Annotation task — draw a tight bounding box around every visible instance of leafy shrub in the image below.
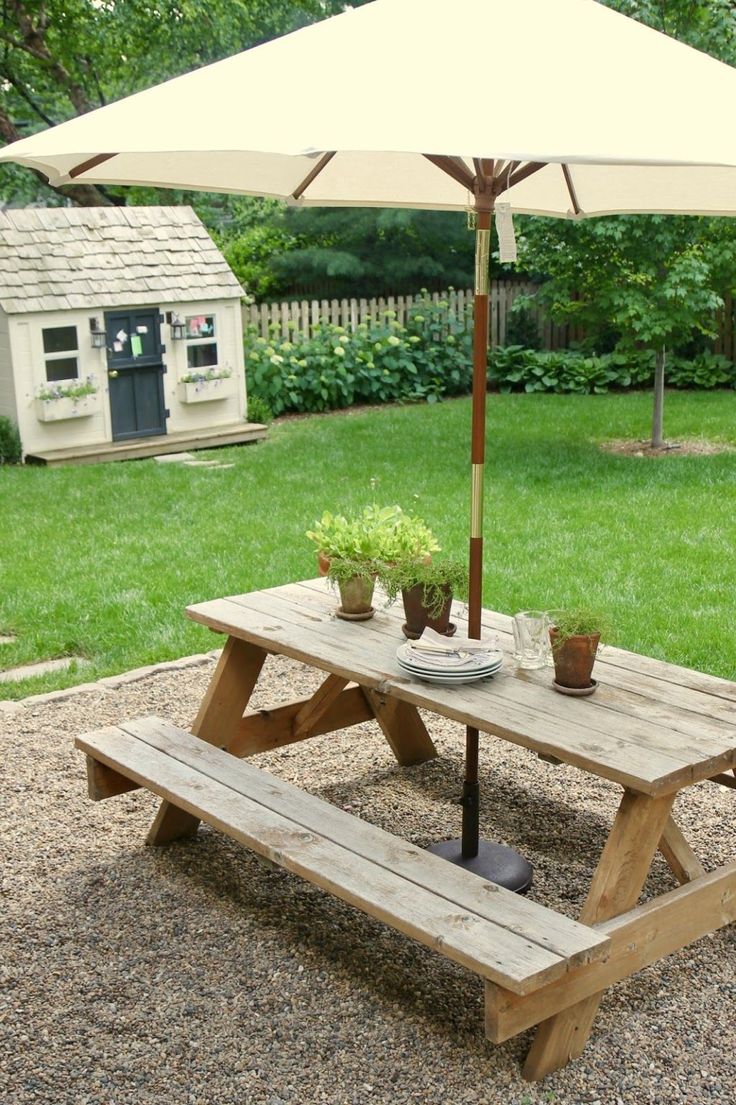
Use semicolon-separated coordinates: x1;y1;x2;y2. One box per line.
244;293;472;416
666;351;736;389
246;394;273;424
488;347;735;395
0;416;21;464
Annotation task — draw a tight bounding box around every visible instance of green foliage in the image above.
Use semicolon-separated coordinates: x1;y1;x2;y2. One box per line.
36;378;98;401
379;558;469;619
262;207;475;299
306;504;440;563
0;417;21;464
489;347;736;395
505;302;541;351
550;609;607;649
245;395;274;424
245;295;473;415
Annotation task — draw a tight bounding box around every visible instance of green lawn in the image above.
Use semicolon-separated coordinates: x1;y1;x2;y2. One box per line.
1;390;735;698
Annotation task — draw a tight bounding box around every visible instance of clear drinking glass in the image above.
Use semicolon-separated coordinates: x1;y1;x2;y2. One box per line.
512;610;550;669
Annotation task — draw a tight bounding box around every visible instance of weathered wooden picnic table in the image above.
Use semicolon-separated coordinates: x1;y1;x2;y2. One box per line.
78;579;736;1081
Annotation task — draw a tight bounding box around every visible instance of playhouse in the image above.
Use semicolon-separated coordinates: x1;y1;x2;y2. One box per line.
0;205;264;464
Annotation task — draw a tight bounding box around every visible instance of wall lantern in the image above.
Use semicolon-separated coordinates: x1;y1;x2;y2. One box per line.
89;317;106;348
166;311;186;340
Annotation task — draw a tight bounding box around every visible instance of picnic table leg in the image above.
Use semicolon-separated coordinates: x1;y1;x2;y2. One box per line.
362;688;438;766
521;789;675;1081
147;636;266;845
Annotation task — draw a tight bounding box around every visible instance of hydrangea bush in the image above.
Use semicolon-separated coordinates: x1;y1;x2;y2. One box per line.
245;294;473;416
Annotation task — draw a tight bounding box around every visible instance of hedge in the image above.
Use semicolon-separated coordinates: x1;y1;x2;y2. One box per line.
244;310;735;417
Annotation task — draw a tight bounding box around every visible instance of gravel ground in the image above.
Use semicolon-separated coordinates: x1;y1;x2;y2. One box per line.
2;654;734;1105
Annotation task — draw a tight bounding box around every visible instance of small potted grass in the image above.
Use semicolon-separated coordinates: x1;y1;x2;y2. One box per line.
381;558;469;639
548;608;606;695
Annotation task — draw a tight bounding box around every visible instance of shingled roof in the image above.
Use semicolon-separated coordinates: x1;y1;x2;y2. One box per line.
0;206;244;314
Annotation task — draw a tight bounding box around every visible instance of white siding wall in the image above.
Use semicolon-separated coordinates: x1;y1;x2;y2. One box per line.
0;307;17;421
10;309;110;459
162;298;247;432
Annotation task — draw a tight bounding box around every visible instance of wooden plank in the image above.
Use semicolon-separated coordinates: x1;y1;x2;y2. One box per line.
521;790;675;1080
85;739;140;799
362;687;437;766
658;815;706;885
486;859;736;1043
147;636;266;846
292;673;350;739
709;771;736;789
120;718;607;973
77;722;607;994
230;686;373;757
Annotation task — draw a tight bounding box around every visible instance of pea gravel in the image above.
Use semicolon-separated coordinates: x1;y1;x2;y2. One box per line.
2;653;734;1105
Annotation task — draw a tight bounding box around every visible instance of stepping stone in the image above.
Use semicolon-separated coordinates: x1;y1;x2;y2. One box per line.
0;656;89;683
0;634;15;645
154;452;196;464
182;459;224;468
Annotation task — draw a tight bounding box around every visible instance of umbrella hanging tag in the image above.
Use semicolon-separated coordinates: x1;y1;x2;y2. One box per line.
494;202;517;263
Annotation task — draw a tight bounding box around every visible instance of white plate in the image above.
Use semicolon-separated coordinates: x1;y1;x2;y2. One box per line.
399;666;500;685
397;642;503;673
397;657;503;678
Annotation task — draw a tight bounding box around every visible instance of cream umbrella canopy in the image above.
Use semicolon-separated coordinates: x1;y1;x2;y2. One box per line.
7;0;736;883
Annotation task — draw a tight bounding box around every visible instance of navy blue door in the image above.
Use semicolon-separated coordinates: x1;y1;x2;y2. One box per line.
106;309;166;441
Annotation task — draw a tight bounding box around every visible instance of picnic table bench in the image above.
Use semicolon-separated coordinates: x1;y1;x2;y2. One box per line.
77;579;736;1081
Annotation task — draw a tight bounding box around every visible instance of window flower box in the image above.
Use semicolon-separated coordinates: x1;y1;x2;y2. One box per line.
35;379;100;422
177;371;235;404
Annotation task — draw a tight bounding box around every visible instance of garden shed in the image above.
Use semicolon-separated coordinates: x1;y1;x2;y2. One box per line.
0;205;265;464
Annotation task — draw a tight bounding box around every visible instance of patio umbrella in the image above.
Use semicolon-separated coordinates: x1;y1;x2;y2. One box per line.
7;0;736;884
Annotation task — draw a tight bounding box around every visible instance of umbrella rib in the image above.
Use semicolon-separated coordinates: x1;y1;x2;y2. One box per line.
423;154;475;192
69;152;117;178
506;161;547;189
291;151;336;200
561;163;581;214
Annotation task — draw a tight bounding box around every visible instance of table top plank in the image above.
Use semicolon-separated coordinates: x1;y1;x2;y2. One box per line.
187;582;736;797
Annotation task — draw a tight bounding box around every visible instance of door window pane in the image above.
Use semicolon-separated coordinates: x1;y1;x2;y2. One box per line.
43;326;77;354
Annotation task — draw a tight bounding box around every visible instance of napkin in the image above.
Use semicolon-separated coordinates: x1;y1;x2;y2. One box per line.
412;627;498;654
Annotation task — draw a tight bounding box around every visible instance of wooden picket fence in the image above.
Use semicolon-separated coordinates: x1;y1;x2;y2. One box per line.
245;284;735;356
244;282;578;350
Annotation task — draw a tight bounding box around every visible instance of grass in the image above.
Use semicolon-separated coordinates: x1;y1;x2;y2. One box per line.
1;389;735;698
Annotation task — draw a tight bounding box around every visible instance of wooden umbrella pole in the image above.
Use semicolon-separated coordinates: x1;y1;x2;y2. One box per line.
461;188;493;859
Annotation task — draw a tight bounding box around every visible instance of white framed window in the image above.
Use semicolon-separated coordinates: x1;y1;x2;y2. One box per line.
42;325;79;382
185;314;218;369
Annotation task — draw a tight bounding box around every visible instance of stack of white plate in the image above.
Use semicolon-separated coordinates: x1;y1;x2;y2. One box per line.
396;639;504;685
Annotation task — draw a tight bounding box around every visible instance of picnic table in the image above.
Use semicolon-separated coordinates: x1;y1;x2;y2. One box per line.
78;578;736;1081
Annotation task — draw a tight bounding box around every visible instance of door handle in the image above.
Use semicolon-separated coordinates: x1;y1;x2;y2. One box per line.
108;370;119;379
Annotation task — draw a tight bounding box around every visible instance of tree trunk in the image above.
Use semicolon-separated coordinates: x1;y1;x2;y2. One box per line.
651;345;666;448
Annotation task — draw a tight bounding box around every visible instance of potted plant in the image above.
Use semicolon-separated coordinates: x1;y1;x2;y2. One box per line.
306;505;440;620
381;558;469;639
548;609;605;695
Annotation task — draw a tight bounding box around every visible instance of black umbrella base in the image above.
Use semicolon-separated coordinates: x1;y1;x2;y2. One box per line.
427;838;533;893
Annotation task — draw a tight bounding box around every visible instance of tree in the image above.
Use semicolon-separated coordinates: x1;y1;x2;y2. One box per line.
518;215;736;445
0;0;360;207
516;0;736;446
222;205;476;299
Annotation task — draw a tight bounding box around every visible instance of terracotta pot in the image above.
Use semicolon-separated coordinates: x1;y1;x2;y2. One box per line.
549;628;600;688
401;583;453;640
337;574;376;618
317;551;330;577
